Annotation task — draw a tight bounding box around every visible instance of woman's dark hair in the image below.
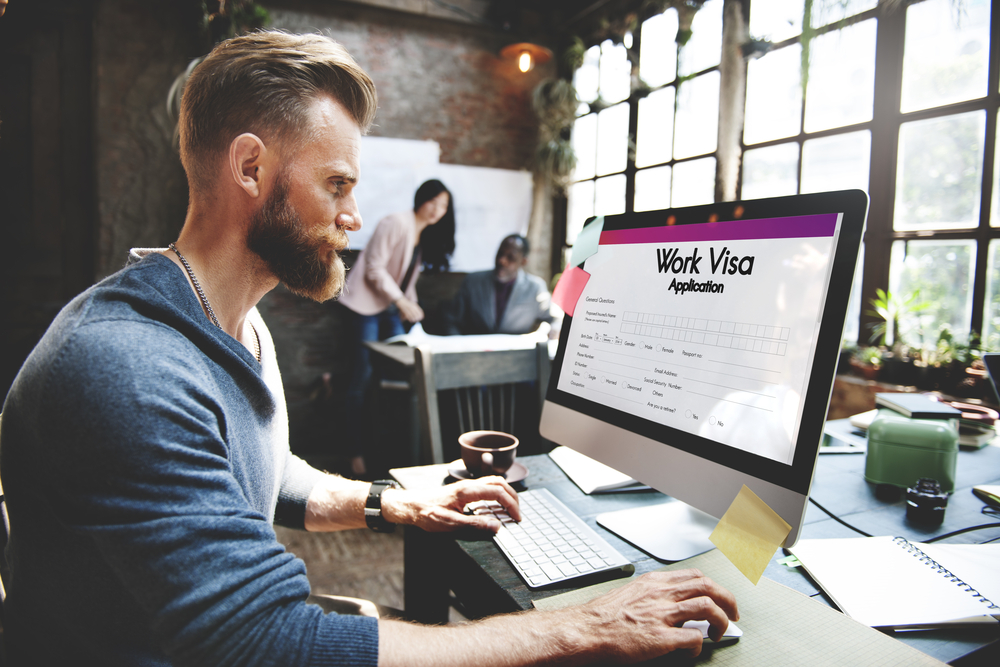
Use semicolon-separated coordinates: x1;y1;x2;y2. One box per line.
414;179;455;273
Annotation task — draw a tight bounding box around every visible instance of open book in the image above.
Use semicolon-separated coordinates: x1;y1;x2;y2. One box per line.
548;446;650;494
789;536;1000;629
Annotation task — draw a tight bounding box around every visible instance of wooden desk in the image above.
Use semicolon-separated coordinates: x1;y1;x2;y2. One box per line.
392;443;1000;664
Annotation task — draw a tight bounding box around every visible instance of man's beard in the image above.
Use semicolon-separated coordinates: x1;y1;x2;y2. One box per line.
247;176;347;303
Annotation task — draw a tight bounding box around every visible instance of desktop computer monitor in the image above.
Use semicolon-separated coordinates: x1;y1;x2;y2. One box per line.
540;190;869;560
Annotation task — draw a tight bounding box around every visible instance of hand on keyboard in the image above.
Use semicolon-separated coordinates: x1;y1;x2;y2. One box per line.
467;488;632;588
382;476;520;533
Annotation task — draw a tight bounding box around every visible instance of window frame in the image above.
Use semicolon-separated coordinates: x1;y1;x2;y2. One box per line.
560;0;1000;351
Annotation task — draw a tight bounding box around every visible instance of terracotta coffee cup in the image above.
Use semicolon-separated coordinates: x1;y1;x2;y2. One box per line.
459;430;518;477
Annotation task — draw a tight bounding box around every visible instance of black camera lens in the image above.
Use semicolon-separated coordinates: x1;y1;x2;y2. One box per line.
906;478;948;525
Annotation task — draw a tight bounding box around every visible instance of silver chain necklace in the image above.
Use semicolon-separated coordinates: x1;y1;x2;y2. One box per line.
168;243;260;363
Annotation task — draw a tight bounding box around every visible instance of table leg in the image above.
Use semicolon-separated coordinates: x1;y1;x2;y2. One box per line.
403;526;451;624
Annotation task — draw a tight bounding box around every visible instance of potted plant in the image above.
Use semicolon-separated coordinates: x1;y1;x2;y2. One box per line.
923;329;984;398
850;346;883;381
866;289;928;386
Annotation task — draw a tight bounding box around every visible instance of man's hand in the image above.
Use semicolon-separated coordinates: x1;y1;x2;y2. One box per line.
381;477;520;532
377;567;739;666
394;296;424;323
579;568;740;661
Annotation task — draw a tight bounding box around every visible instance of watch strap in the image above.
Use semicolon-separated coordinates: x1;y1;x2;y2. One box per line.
365;480;399;533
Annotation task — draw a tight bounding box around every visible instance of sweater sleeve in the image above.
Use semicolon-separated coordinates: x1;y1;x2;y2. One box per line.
362;213;410;305
14;318;378;667
274;452;329;529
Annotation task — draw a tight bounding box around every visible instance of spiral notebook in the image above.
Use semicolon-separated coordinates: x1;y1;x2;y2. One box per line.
789;536;1000;629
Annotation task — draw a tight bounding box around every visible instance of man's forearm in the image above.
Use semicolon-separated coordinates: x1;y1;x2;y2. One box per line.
304;474;371;531
379;568;738;665
378;608;599;667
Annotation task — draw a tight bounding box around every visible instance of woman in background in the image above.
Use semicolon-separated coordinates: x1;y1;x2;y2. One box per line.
338;179;455;476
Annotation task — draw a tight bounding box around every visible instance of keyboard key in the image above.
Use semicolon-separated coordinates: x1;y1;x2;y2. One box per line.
489;488;632;589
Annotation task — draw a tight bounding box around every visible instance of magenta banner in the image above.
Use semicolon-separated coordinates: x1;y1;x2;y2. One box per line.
599;213;839;246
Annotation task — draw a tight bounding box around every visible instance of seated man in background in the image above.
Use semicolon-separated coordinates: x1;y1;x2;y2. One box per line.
445;234;559;337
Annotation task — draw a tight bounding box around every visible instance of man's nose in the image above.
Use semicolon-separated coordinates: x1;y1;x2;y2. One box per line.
338;195;362;232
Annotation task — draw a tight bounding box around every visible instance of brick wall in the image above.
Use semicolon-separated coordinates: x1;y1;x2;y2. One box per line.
3;1;551;466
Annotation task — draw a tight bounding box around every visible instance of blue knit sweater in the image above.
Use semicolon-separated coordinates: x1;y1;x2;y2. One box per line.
1;251;379;666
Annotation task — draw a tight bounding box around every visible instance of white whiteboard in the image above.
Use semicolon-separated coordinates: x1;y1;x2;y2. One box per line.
352;136;533;272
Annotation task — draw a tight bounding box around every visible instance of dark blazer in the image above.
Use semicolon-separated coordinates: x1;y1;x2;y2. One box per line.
444;269;555;335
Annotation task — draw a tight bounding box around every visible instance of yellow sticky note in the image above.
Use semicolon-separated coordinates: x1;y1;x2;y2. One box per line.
709;485;792;585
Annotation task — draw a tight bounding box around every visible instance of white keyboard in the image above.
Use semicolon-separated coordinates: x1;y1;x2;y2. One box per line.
467;488;633;588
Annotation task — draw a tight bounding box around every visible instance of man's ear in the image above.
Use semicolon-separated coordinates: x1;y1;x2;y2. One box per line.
230;133;268;198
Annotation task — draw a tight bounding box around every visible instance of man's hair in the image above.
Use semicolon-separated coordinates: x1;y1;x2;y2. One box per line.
179;30;377;188
501;234;530;257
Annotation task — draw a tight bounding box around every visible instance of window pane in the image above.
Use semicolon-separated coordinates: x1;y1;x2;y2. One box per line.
574;45;600;104
595;103;629;176
804;19;876;133
679;0;722;77
636;87;675;168
640;10;677;87
749;0;803;43
571;113;597;181
674;71;719;159
672;157;716;208
744;44;802;145
843;244;865;347
599;40;631;105
566;180;595;246
801;130;871;194
635;165;672;212
594;174;626;216
992;110;1000;228
889;240;975;348
742;143;799;200
901;0;991;113
811;0;877;29
984;241;1000;350
894;111;985;231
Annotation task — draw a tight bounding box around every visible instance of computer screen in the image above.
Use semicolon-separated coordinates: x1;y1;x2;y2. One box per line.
540;190;868;560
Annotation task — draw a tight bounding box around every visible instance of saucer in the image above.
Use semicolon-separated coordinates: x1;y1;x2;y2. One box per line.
447;460;528;484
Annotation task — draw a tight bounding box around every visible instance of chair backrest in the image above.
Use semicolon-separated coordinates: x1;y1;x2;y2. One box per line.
413;343;551;465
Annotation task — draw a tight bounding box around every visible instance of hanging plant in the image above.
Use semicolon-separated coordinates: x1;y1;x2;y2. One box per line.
531;78;580;189
203;1;271;44
168;1;271;150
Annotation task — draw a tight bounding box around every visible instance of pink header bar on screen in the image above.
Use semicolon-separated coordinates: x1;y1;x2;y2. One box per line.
599;213;839;245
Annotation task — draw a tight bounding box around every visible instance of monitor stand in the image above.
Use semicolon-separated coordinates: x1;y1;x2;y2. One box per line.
597;501;717;562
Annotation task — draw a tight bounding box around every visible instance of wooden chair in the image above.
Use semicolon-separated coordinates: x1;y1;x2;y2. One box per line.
413;342;551;465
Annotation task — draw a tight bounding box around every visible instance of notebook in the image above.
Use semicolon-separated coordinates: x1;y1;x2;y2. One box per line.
788;536;1000;629
547;446;650;494
874;393;962;420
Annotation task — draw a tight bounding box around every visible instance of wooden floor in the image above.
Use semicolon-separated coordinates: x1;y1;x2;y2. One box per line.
274;524;468;623
274;524;407;610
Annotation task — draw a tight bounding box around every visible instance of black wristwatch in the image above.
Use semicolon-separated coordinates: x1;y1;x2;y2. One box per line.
365;480;399;533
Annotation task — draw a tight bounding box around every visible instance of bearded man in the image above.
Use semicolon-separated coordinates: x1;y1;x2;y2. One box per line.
0;31;737;667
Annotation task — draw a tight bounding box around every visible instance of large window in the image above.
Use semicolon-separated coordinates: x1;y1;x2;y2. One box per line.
565;0;999;354
568;1;723;259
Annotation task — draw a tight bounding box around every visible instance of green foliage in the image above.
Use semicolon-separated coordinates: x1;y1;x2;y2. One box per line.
927;327;981;368
866;288;930;350
532;78;580;187
856;346;883;367
202;1;270;43
563;37;586;72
